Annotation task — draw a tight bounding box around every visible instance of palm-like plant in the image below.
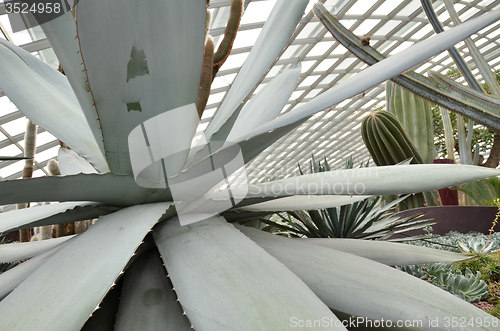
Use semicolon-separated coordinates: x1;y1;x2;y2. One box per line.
262;195;434;240
1;1;500;330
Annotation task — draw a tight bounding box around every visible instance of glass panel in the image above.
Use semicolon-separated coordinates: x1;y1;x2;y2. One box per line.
353;19;381;36
241;1;276;25
2;117;27;137
233;28;262;49
297;22;323;39
345;0;378;15
308;41;333;57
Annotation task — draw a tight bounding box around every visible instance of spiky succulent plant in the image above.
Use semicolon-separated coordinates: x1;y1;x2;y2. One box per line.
262;155;435;240
433;269;489;303
1;1;500;330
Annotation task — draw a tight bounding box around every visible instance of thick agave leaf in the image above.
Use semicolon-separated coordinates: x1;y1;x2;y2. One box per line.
180;195;371;221
231;195;371;212
153;216;346;331
182;112;304;183
182;164;498;218
227;62;302;142
314;3;500;132
0;202;172;331
209;164;500;199
237;225;496;331
0;201;116;233
0;235;75;263
80;277;123;331
332;309;427;331
37;10;105;156
0;39;107;172
0;173;172;207
114;249;192;331
172;119;304;212
76;0;205;175
58;148;98;175
231;3;500;143
0;240;69;300
300;238;468;266
205;0;309;139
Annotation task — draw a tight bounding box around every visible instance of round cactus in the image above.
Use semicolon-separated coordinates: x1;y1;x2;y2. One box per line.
361;110;424;166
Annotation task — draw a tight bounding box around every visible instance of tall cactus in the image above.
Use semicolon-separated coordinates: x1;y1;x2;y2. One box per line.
212;0;243;80
197;0;242;117
46;159;75;237
17;120;37;242
197;36;215;118
385;81;435;164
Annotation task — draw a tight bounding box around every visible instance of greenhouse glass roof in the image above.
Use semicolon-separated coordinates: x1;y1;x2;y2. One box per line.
0;0;499;185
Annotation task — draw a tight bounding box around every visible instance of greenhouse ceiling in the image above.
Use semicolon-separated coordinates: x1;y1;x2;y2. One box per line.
0;0;499;185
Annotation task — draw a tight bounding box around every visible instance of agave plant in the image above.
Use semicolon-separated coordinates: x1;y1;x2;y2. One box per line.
1;1;500;330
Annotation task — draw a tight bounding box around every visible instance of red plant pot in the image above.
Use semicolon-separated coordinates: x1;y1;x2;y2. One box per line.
433;158;459;205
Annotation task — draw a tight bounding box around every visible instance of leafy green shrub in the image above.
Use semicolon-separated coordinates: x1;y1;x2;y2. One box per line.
486;304;500;318
455;250;500;283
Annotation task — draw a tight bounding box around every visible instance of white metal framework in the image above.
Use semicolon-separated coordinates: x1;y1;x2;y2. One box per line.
0;0;499;184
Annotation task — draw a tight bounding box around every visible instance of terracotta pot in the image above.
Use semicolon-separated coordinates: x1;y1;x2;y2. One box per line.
433;159;459;205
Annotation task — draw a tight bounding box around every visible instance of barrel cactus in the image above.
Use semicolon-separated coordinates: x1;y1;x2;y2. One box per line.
361;110;424;165
361;109;438;208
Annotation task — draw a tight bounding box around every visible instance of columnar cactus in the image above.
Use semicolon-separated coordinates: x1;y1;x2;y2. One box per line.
385;81;435;164
212;0;243;79
21;120;37;179
197;36;215;117
17;120;37;242
197;0;242;117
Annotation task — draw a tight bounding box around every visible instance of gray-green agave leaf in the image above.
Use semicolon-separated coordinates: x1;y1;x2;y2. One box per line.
237;225;497;331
